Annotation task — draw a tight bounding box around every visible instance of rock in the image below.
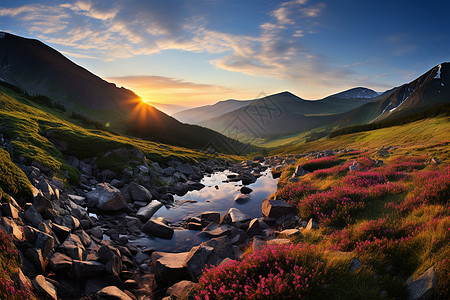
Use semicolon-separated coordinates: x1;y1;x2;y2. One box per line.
97;286;133;300
240;173;256;185
24;205;43;227
98;245;122;277
176;163;195;176
52;223;71;240
60;233;86;260
68;194;86;205
187;181;205;190
1;203;20;218
33;275;57;300
240;186;253;194
48;252;72;272
262;199;295;219
246;218;263;236
267;238;291;245
407;267;436;300
305;218;319;230
234;194;250;204
142;219;174;239
75;229;92;247
252;237;267;252
280;228;301;237
36;178;56;200
128;182;152;202
1;217;23;240
72;260;105;279
136;201;164;222
35;231;55;257
201;223;233;238
349;258;363;272
173;182;189;196
185;236;235;280
173;172;188;183
62;215;80;231
349;161;360;171
152;162;164;174
163;167;176;177
166;280;195;299
200;212;220;224
26;248;47;273
110;179;124;188
187;222;203;231
151;251;189;283
292;165;309;177
86;183;128;211
87;226;104;240
227;208;251;224
430;157;441;165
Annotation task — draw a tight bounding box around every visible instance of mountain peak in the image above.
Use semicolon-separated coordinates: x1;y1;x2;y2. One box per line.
328;87;379;99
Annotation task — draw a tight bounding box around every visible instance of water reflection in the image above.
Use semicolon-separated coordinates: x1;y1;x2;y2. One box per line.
129;169;278;252
153;169;278;223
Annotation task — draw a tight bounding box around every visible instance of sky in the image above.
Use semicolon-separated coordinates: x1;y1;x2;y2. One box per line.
0;0;449;107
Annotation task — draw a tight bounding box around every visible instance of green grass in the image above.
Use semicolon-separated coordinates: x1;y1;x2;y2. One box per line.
269;116;450;163
0;148;32;201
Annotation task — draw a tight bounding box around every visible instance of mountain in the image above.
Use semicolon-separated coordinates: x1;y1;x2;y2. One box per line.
146;101;189;115
0;32;254;154
173;99;254;124
326;87;379;99
331;63;450;128
197;89;378;138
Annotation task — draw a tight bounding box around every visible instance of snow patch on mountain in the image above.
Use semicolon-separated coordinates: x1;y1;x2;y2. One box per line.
434;64;441;79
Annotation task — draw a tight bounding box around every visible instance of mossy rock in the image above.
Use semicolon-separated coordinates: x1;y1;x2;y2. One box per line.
0;148;32;200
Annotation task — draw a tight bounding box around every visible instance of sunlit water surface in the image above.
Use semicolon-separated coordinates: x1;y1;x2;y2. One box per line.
129;169;278;252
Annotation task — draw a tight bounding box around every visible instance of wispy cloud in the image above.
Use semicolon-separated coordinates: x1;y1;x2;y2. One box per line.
0;0;369;91
106;75;234;92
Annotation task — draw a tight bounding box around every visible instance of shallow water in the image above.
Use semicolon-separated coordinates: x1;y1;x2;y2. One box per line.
129;169;278;252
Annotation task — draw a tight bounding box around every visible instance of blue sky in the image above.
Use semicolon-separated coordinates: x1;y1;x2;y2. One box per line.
0;0;449;106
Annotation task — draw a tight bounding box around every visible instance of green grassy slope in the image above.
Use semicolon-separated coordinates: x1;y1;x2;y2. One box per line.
0;83;243;182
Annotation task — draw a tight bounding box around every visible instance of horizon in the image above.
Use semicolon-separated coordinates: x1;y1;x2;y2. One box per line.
0;0;449;106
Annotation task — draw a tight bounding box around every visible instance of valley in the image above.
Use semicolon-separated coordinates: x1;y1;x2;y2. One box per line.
0;30;448;300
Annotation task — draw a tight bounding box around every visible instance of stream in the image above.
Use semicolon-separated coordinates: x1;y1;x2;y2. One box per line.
129;169;278;252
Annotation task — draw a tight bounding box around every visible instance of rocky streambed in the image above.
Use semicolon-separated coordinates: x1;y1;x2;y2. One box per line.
1;146;319;300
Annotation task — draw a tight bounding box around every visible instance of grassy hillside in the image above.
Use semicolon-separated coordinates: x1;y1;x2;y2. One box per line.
193;146;449;299
264;116;449;162
0;83;243;182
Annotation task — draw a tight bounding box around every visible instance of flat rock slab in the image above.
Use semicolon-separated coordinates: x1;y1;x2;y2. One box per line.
201;223;234;237
97;286;133;300
200;212;220;224
142;219;174;239
262;199;295;219
33;275;57;300
228;208;251;223
136;201;164;222
151;251;189;284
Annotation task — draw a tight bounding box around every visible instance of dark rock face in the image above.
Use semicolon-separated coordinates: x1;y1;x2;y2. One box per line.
128;182;152;202
407;267;436;300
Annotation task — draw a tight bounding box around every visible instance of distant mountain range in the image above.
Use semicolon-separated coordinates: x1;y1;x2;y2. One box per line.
0;32;254;154
174;66;449;141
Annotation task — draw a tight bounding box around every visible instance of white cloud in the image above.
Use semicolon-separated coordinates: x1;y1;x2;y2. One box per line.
0;0;365;90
